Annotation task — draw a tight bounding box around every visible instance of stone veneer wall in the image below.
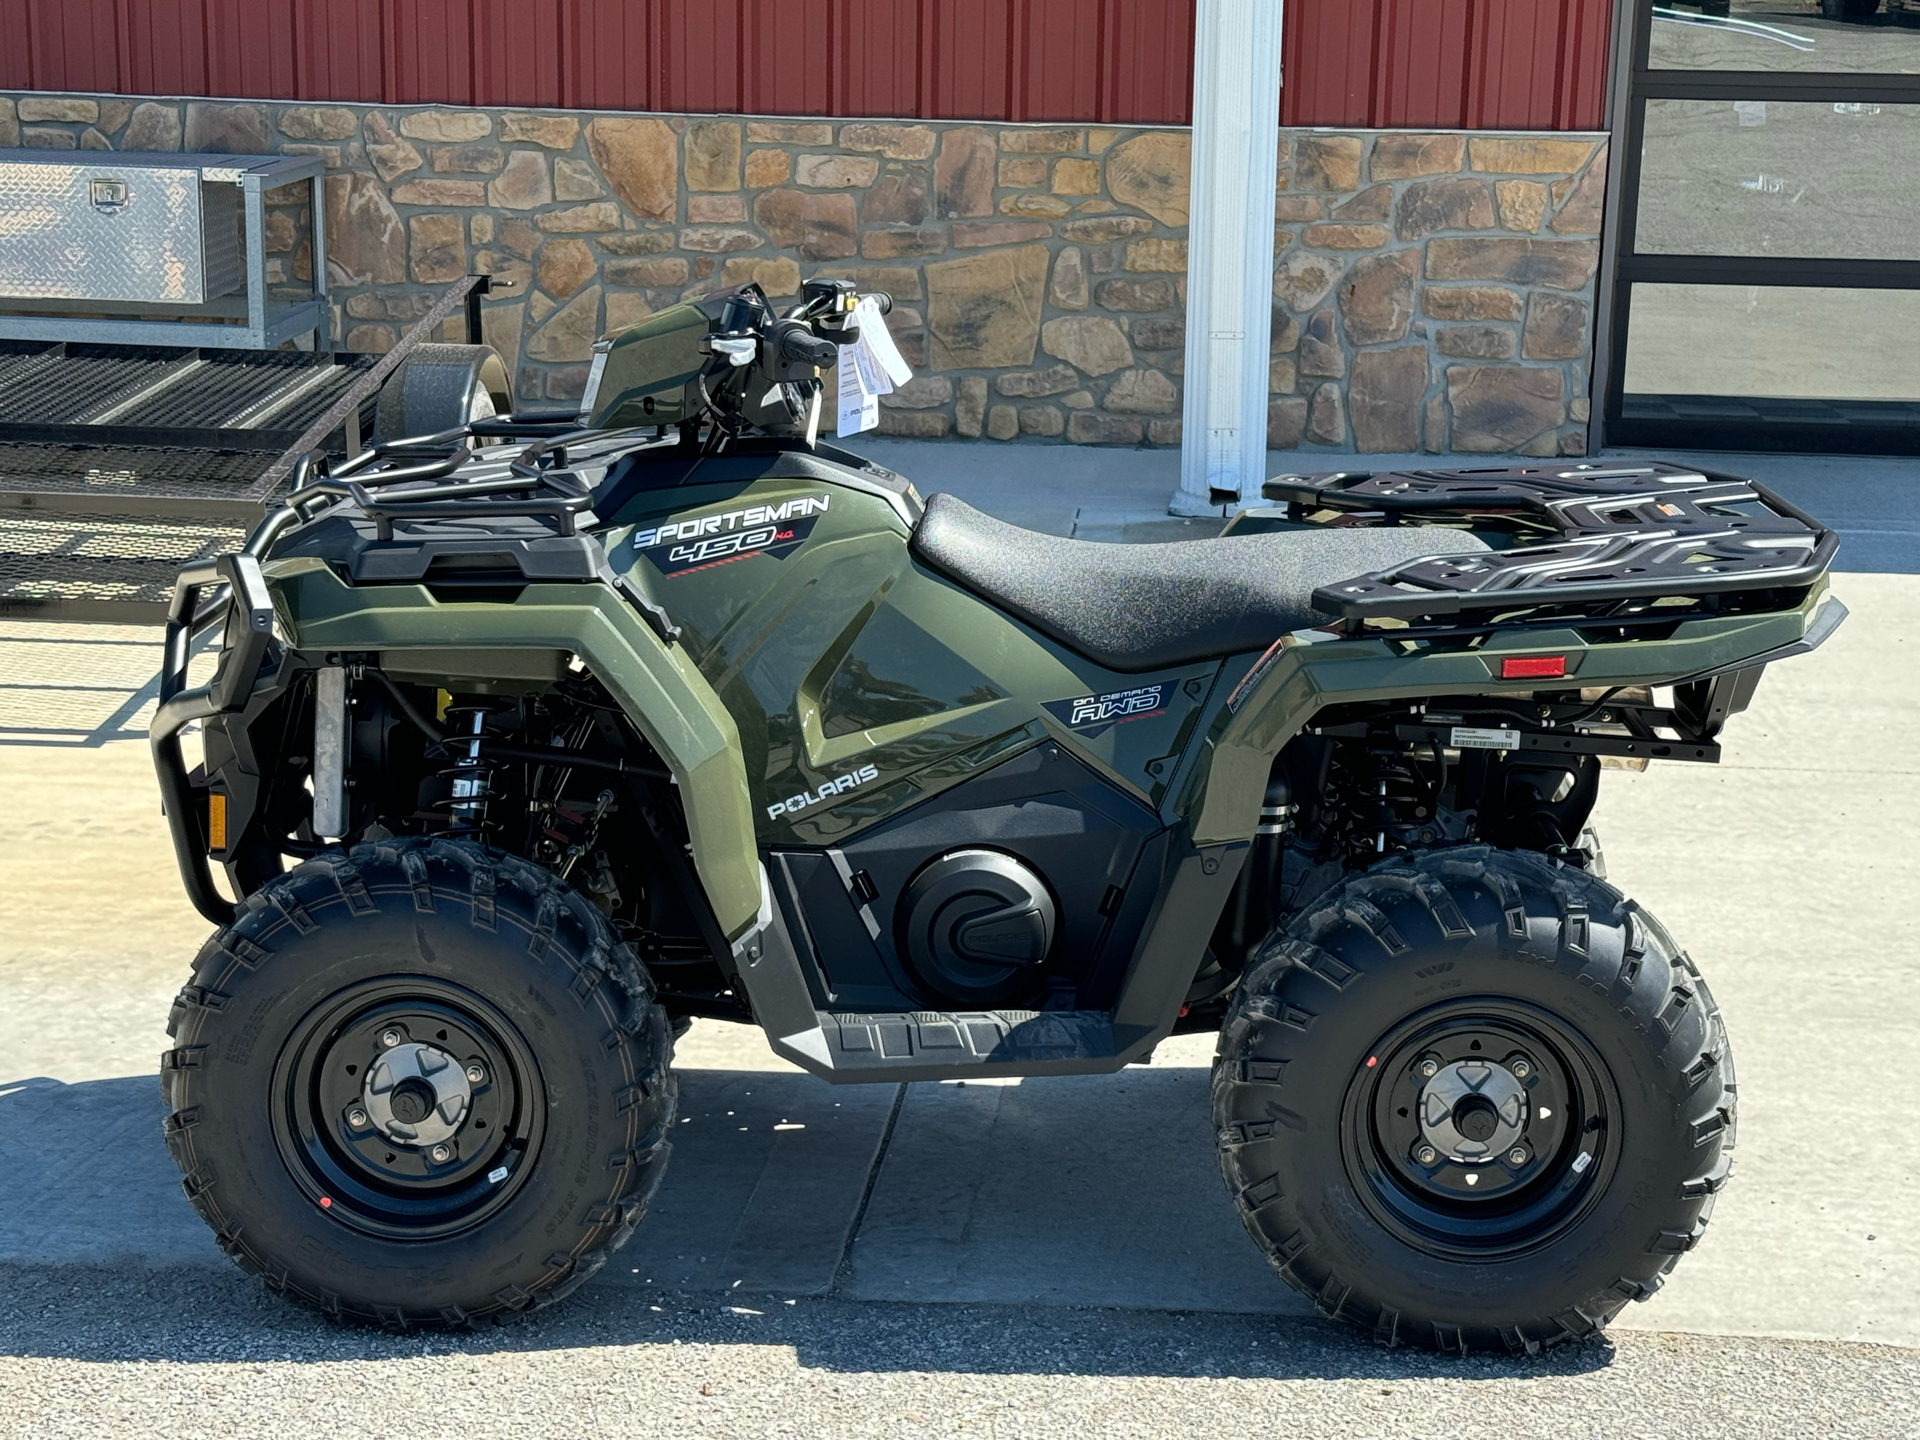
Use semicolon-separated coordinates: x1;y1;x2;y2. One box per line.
2;93;1606;455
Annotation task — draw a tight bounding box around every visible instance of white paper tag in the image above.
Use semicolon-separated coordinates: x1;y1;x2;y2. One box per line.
833;297;914;436
851;338;889;398
856;295;913;386
1450;726;1522;751
836;350;878;436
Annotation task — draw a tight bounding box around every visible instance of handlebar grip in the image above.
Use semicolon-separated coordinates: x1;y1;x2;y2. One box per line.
779;326;841;368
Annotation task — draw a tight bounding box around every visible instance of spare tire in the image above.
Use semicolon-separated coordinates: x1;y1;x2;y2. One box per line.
373;343;513;445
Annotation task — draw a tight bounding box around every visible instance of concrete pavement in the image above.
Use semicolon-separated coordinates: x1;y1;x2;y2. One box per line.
1;444;1916;1434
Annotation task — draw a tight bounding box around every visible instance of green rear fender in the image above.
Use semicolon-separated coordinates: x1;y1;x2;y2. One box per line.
267;558;766;941
1172;583;1831;846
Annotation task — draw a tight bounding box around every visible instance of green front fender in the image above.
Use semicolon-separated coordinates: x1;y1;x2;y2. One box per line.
267;560;765;941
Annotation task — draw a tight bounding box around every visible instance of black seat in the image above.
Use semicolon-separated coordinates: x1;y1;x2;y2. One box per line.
910;493;1491;672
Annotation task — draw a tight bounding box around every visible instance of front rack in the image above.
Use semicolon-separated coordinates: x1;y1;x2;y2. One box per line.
150;411;654;924
1260;462;1837;624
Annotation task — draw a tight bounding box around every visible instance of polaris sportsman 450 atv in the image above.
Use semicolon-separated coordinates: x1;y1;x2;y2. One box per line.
153;278;1843;1350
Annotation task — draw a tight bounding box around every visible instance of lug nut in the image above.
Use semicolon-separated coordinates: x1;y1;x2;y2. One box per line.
1416;1058;1439;1080
380;1029;403;1048
346;1108;369;1129
1507;1147;1528;1166
1415;1144;1439;1166
466;1063;487;1085
429;1144;453;1164
1510;1059;1532;1080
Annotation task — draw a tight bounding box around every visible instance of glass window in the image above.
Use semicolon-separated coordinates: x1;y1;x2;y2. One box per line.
1649;2;1920;75
1636;98;1920;259
1622;282;1920;399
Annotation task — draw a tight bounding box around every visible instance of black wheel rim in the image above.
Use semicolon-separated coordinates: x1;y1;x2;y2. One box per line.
270;977;546;1241
1340;997;1620;1260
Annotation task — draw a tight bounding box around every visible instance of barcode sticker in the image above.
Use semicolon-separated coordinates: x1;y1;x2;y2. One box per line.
1451;726;1521;751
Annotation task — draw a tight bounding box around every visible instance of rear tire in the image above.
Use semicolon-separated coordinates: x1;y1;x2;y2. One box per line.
1211;846;1734;1352
161;838;674;1328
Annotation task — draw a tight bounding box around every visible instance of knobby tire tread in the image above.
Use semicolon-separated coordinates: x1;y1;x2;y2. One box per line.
160;837;676;1330
1211;844;1735;1354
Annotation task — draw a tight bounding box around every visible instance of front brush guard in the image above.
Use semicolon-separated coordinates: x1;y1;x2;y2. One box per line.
152;552;277;926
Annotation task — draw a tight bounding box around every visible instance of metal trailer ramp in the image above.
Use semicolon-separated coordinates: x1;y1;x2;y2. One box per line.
0;276;495;623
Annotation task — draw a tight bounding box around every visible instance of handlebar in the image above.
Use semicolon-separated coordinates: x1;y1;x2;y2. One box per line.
775;321;841;369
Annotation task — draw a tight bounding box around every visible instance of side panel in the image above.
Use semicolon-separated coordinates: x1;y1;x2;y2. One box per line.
599;467;1223;850
768;742;1168;1015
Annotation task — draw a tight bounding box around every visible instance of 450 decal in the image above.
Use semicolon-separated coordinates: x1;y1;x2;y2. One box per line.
630;494;830;577
644;514;820;576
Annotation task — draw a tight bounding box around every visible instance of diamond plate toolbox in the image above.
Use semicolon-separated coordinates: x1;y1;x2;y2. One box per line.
0;150;242;305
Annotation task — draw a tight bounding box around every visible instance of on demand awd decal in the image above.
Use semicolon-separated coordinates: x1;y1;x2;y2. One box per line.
1042;683;1167;739
633;495;829;577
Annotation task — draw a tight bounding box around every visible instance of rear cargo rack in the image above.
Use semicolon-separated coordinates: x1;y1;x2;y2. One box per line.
1260;463;1836;625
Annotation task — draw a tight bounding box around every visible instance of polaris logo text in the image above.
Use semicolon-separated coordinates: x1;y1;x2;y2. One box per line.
767;763;880;820
1042;684;1167;738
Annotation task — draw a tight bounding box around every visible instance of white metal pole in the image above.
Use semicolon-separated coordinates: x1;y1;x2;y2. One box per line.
1172;0;1284;516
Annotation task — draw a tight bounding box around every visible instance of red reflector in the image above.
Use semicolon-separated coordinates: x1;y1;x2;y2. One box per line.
1500;655;1567;680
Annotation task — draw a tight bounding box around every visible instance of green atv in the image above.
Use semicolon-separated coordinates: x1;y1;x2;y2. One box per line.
152;278;1842;1350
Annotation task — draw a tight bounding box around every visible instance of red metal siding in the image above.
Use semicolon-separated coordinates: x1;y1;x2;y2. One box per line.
390;0;474;108
1282;0;1612;132
204;0;297;101
838;0;923;119
1;1;1609;132
472;0;560;111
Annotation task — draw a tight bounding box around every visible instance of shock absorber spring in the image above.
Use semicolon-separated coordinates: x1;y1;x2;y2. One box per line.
442;705;497;837
1368;750;1427;854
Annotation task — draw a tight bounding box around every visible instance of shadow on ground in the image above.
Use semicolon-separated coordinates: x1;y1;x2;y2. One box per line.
0;1068;1621;1378
0;1062;1326;1364
0;1259;1620;1381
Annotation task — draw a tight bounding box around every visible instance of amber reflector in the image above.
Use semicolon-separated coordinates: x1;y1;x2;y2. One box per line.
1500;655;1567;680
207;792;227;851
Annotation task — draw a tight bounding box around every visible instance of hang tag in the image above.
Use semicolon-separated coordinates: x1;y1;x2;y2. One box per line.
850;339;889;398
833;296;914;437
836;349;878;436
855;296;913;387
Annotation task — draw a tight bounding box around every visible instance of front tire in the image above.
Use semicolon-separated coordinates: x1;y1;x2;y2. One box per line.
1211;846;1734;1352
161;838;675;1327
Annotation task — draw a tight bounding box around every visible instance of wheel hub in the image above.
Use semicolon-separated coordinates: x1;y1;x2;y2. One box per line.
1417;1059;1527;1162
272;980;545;1241
1342;1000;1620;1258
361;1041;471;1147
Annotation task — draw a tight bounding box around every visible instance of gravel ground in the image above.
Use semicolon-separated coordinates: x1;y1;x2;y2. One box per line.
3;1263;1916;1440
